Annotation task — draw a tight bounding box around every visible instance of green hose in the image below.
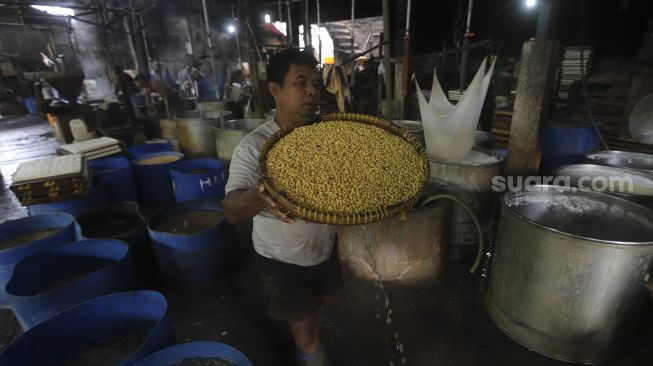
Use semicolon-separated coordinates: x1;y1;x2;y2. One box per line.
420;194;484;274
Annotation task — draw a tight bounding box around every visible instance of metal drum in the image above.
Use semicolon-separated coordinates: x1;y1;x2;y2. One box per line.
554;164;653;209
429;149;504;259
585;150;653;175
487;186;653;364
175;111;231;158
337;198;451;283
212;119;266;164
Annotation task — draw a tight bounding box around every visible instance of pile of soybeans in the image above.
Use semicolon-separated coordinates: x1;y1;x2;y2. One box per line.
264;120;428;217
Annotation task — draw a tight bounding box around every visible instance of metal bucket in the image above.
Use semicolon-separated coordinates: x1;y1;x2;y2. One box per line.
429;149;504;259
0;213;76;307
0;290;175;365
147;199;238;288
554;164;653;209
176;111;231;158
392;120;425;147
90;157;138;203
132;341;253;366
6;239;136;330
584;150;653;175
337;198;451;283
170;158;227;202
75;201;157;280
131;151;184;205
487;186;653;364
212;119;266;164
159;118;177;140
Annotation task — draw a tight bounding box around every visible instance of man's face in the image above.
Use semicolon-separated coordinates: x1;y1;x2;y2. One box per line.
269;64;320;120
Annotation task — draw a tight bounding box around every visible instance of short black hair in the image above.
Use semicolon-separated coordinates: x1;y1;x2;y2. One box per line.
267;48;318;86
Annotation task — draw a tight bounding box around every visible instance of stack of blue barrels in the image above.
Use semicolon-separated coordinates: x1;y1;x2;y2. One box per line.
0;140;251;365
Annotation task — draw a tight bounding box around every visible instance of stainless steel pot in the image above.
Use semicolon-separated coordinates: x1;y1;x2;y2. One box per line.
487;186;653;364
584;150;653;175
554;164;653;209
175;111;231;158
212;119;266;163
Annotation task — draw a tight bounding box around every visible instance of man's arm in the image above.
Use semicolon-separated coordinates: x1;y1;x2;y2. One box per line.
223;183;294;224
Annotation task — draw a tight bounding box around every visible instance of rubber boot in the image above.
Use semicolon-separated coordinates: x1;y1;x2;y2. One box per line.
296;345;331;366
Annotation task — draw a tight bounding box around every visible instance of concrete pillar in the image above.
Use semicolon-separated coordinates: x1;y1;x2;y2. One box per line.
505;39;562;177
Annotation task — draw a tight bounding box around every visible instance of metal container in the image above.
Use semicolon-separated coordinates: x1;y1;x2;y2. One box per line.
160;118;177;140
473;130;495;150
554;164;653;209
487;186;653;364
392;120;425;148
337;198;451;283
0;290;175;366
585;150;653;175
175;111;231;158
429;149;504;259
212;119;266;164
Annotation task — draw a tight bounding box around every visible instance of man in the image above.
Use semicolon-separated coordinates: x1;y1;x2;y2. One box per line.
223;49;341;366
134;73;182;117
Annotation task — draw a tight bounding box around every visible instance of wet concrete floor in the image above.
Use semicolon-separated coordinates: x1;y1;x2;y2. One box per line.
0;115;652;365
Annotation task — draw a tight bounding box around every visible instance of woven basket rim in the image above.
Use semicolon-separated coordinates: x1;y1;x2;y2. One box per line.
259;113;430;225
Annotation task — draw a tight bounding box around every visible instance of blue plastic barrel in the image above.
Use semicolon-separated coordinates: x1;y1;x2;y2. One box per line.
131;151;184;205
170;158;227;202
133;341;253;366
128;143;173;161
147;199;237;287
0;290;175;365
75;201;158;281
90;157;139;203
540;120;601;175
0;213;75;308
23;97;37;114
6;239;136;330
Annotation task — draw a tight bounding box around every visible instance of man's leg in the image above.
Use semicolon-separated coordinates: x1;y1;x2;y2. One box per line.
289;316;320;355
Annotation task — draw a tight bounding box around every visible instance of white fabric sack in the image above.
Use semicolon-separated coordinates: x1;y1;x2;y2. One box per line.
416;56;496;162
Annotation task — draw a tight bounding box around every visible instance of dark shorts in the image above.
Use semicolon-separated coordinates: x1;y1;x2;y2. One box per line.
256;246;344;322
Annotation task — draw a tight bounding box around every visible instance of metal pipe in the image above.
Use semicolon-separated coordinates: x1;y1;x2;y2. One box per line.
465;0;474;32
231;3;243;70
303;0;310;47
286;1;293;44
382;0;392;119
337;40;389;67
201;0;219;100
460;0;474;89
316;0;321;64
350;0;355;87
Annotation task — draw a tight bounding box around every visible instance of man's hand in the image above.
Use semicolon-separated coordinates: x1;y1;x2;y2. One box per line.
258;182;295;223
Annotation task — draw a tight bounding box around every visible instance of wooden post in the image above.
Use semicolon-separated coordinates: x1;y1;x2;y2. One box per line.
382;0;392;120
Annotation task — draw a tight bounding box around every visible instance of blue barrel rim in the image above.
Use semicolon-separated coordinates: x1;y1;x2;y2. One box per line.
131;151;184;165
147;199;226;238
0;213;75;258
132;341;253;366
127;143;174;160
5;238;130;298
76;201;145;239
0;290;174;365
89;156;131;170
169;158;225;175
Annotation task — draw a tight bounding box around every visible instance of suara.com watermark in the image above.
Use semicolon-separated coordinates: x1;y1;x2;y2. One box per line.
492;175;636;193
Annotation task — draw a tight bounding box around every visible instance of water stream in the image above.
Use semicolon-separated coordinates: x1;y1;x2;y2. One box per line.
355;225;406;366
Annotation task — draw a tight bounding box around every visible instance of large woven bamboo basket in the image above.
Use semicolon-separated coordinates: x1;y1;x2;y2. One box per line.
259;113;430;225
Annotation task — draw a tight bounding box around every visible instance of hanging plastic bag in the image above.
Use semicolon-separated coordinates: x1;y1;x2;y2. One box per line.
416;56;496;162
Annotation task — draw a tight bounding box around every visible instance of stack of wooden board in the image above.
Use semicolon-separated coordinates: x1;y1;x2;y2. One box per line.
58;137;121;160
10;154;91;205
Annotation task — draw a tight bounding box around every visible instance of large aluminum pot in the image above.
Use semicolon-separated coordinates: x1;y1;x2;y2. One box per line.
554;164;653;209
212;119;266;164
175;111;231;158
487;186;653;364
585;150;653;175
